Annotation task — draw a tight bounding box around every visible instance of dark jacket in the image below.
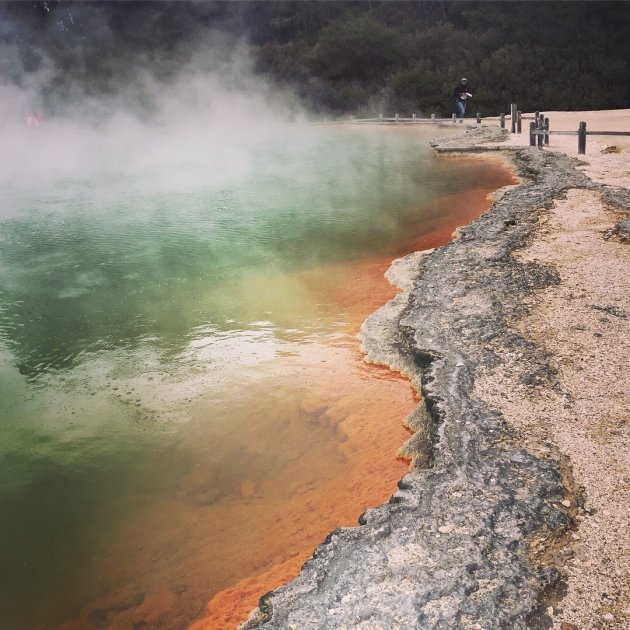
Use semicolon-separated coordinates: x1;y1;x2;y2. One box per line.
453;83;472;102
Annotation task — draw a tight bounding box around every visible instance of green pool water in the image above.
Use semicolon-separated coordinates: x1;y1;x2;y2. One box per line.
0;123;509;628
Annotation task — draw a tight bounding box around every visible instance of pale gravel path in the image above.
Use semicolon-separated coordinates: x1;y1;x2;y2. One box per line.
476;188;630;629
478;110;630;629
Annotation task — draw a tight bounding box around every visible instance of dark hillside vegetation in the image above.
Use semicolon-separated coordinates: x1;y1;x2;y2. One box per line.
2;0;629;117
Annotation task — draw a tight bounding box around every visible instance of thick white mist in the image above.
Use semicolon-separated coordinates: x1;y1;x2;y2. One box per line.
0;39;311;197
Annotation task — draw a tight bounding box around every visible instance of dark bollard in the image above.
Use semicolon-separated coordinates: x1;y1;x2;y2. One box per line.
517;111;522;134
510;103;517;133
452;113;456;123
537;118;544;149
535;111;540;124
500;113;505;129
476;112;481;124
529;121;536;146
544;117;550;146
578;121;587;154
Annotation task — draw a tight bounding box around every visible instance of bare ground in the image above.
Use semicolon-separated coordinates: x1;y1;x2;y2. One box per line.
479;110;630;629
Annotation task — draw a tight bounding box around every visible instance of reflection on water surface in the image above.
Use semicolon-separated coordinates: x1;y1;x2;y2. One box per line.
0;124;514;628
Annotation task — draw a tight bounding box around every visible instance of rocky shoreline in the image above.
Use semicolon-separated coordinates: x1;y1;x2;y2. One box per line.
242;126;629;629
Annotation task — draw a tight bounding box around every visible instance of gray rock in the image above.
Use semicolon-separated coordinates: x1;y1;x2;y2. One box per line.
601;185;630;212
613;217;630;242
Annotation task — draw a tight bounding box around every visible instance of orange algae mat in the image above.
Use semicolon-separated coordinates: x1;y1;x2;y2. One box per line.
188;171;516;630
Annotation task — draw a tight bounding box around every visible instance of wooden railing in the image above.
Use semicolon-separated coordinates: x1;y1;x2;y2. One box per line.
350;104;527;128
349;113;482;124
528;113;630;154
347;103;629;154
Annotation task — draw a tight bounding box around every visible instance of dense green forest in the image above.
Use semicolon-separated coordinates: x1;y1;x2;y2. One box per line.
2;0;630;117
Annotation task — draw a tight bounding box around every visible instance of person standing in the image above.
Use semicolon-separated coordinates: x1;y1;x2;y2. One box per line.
453;77;472;119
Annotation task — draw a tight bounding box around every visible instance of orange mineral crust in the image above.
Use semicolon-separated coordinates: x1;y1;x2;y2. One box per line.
188;366;416;630
57;352;416;630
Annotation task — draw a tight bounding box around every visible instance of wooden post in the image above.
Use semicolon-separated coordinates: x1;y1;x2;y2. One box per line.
452;113;457;123
535;111;540;124
476;112;481;124
544;117;550;146
517;111;522;134
500;113;505;129
510;103;517;133
529;121;536;147
537;117;544;149
395;113;399;124
578;121;587;154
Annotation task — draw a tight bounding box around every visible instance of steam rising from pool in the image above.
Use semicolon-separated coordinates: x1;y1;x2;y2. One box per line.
0;45;514;628
0;43;309;190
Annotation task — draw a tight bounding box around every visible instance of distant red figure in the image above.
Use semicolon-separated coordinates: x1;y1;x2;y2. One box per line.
26;110;43;127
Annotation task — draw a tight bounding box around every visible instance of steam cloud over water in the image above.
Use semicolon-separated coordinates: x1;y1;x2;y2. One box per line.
1;31;311;192
0;0;314;193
